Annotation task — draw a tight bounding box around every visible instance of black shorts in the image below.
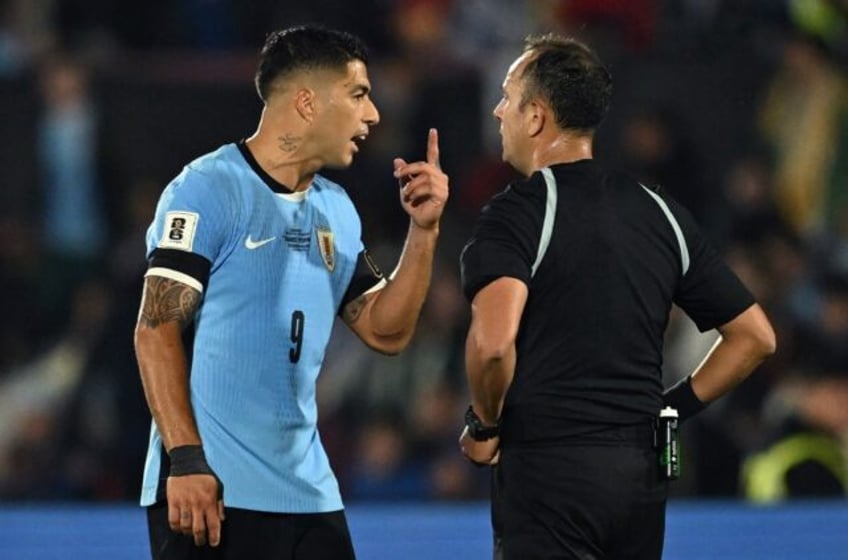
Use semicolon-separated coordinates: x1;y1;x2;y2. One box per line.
492;431;668;560
147;502;356;560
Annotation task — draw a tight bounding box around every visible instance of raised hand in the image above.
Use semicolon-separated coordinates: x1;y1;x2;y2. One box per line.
393;128;449;230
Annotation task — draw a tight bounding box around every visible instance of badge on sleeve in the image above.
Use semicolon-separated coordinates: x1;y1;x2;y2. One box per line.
158;211;199;252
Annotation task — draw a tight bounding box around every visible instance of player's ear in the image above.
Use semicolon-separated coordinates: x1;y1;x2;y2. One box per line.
294;88;316;123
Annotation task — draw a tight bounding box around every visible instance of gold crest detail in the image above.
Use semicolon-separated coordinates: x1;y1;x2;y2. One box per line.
316;228;335;272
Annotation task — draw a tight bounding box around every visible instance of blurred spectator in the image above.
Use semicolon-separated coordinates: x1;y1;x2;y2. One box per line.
50;177;159;500
0;278;112;499
34;52;112;338
448;0;542;154
0;215;39;371
348;413;429;501
389;0;483;176
714;154;789;248
407;380;484;500
619;104;717;227
789;272;848;373
788;0;848;63
0;0;55;70
758;30;848;237
744;372;848;501
742;269;848;502
0;0;25;74
1;175;167;501
443;0;537;217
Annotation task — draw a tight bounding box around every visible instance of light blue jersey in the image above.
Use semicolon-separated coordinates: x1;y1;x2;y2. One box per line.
141;143;373;513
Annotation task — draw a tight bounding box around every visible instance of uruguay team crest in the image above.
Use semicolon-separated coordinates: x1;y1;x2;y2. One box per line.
316;228;335;272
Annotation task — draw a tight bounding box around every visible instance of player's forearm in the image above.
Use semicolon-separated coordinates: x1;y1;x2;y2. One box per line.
367;222;438;345
135;323;202;450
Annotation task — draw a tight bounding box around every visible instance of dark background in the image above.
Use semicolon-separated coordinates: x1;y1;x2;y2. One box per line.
0;0;846;504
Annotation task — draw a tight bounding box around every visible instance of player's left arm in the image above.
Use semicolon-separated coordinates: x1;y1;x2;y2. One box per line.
342;128;448;354
134;273;225;547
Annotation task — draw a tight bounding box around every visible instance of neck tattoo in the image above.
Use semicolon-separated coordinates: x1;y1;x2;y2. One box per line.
277;133;301;153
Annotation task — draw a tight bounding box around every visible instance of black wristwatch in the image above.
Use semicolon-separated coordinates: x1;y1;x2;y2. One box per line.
465;405;500;441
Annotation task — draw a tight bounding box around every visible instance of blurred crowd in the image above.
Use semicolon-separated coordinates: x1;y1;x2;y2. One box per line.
1;0;847;504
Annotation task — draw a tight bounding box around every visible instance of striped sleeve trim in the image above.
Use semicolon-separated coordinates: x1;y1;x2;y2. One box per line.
145;267;204;293
639;184;690;276
531;167;559;278
364;277;388;295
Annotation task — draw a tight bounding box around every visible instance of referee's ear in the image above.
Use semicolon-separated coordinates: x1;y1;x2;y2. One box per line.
525;99;546;137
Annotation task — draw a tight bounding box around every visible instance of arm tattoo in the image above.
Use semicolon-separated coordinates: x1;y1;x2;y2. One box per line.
139;276;201;329
277;134;302;153
342;294;368;324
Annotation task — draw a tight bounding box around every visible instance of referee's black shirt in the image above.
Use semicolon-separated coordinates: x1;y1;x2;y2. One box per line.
460;159;754;445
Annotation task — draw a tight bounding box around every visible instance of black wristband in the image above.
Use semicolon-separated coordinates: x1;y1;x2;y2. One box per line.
168;445;215;477
663;376;706;422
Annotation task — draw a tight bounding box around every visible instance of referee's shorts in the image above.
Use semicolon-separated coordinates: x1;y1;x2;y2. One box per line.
147;502;356;560
492;426;667;560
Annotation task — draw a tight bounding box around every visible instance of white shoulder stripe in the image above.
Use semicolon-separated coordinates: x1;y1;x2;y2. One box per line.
639;184;690;276
145;267;204;293
532;167;558;278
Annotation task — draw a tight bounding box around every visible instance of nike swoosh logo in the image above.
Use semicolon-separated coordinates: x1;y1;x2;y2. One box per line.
245;235;276;250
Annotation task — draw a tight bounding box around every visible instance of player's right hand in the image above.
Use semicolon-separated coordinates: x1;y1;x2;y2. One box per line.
393;128;449;231
167;474;225;547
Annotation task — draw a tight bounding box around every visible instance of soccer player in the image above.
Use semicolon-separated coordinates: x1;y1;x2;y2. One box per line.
134;26;448;559
458;34;775;559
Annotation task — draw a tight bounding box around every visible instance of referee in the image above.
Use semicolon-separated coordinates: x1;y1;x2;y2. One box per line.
458;34;776;559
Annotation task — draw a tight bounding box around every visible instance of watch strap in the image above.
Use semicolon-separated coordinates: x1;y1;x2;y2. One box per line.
465;405;500;441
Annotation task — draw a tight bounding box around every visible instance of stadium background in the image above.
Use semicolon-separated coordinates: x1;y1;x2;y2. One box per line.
0;0;847;557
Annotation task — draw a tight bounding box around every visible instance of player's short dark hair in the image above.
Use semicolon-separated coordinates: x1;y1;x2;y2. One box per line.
520;34;612;133
255;25;369;102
